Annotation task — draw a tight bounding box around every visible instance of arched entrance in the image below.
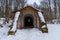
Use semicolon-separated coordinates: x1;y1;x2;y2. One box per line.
24;14;34;28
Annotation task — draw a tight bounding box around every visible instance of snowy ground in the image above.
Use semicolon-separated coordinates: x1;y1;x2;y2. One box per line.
0;24;60;40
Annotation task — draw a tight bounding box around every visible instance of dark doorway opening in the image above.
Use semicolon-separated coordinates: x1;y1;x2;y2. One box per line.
24;15;33;28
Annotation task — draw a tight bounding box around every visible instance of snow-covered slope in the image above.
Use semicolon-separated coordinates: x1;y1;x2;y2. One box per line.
38;12;46;28
0;24;60;40
0;24;10;40
38;12;45;23
11;12;20;32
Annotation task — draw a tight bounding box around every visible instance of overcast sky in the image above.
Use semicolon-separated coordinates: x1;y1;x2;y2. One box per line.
27;0;42;5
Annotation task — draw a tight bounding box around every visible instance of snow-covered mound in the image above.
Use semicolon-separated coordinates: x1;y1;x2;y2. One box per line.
0;18;12;28
0;18;5;25
38;12;45;23
11;11;20;32
38;12;46;28
0;24;60;40
52;19;60;24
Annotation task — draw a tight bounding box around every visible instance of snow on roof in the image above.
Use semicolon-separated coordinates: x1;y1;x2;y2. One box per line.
27;0;40;5
24;3;40;11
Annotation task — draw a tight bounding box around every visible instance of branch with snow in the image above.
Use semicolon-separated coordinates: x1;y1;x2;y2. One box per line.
10;11;20;32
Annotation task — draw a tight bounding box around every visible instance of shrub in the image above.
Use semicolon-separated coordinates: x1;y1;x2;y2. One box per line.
8;31;15;35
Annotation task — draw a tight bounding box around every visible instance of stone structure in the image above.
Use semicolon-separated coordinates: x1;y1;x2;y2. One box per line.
10;6;48;33
17;6;41;29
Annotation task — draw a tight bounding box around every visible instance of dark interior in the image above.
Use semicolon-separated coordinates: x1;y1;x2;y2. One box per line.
24;16;33;28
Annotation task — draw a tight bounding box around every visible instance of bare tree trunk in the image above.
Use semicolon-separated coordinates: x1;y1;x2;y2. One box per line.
57;0;60;19
5;0;10;22
0;6;1;18
54;0;57;19
48;0;52;23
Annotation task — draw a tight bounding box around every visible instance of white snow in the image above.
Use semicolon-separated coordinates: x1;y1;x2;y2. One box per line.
0;18;60;40
0;24;60;40
8;19;13;26
38;12;45;23
0;18;5;25
0;19;10;40
27;0;42;5
10;11;20;32
41;25;46;28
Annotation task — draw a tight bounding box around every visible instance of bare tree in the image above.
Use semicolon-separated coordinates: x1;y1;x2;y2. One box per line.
53;0;57;19
40;0;53;23
5;0;10;22
0;5;2;17
48;0;53;23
